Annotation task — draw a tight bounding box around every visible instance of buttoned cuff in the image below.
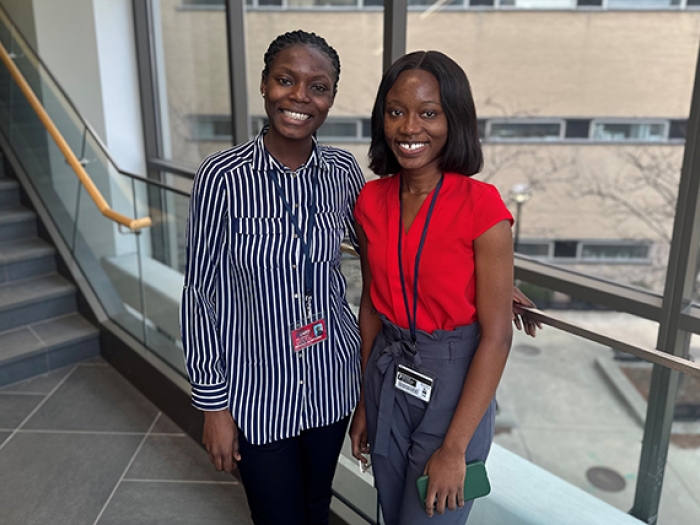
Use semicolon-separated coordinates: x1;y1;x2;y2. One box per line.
191;382;228;411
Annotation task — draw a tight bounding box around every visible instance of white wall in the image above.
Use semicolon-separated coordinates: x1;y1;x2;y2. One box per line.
0;0;37;50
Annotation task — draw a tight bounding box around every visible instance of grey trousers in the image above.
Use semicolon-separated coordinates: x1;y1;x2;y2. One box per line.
364;320;496;525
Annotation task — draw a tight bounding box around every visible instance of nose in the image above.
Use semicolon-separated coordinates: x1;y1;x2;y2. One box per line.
289;82;310;103
399;112;421;135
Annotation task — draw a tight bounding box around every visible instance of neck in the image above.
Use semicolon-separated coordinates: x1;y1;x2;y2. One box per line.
263;131;313;171
401;170;442;196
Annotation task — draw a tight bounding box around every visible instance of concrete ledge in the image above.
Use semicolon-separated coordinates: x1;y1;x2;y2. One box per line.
471;445;644;525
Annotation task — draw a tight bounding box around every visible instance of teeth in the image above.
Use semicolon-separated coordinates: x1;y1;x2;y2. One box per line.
282;110;310;121
398;142;428;151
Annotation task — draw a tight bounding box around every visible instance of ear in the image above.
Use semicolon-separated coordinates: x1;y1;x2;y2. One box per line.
329;89;336;109
260;73;266;97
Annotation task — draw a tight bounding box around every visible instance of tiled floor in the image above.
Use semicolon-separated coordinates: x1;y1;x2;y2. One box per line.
0;359;253;525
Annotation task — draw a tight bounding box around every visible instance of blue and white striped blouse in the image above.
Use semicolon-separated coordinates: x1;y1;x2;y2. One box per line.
181;128;365;445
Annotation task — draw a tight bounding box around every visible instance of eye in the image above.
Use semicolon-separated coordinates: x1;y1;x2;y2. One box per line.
387;109;402;117
311;84;329;93
423;110;437;118
277;77;292;86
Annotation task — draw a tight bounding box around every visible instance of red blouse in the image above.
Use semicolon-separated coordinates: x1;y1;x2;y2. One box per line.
354;172;513;333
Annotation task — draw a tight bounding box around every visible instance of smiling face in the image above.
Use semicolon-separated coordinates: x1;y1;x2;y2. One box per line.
261;44;336;148
383;69;448;179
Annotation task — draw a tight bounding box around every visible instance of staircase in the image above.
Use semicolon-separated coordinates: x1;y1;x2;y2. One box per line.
0;165;99;387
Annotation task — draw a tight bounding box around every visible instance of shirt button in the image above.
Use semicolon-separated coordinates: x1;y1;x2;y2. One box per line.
299;380;304;385
294;293;299;298
294;203;299;208
294;234;298;239
292;171;298;178
298;352;303;358
292;264;297;269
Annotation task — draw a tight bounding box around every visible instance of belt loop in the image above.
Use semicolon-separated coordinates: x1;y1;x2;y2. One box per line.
449;342;454;364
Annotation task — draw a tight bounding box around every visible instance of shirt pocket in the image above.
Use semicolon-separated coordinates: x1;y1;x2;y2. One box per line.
311;212;345;263
229;216;285;269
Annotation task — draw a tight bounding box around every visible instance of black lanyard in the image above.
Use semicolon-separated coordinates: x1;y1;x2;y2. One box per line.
267;168;319;300
398;175;444;345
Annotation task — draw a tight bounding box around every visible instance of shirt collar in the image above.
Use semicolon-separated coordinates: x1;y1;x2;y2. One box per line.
252;125;328;174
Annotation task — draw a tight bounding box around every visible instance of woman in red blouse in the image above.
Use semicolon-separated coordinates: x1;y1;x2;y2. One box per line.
350;51;516;524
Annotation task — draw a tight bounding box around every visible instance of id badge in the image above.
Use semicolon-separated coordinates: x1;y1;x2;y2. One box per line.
395;364;434;402
291;314;328;352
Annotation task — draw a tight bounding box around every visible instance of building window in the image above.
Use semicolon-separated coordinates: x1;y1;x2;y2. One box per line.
580;242;650;262
516;242;551;258
500;0;574;7
591;121;667;142
607;0;681;7
516;239;651;264
487;120;563;141
669;119;687;141
564;119;591;139
212;116;372;142
191;116;232;141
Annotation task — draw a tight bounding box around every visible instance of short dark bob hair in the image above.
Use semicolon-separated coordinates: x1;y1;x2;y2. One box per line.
368;51;483;177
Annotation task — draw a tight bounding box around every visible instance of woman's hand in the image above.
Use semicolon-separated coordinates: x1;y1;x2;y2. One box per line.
203;409;240;473
512;285;542;338
422;445;467;516
349;399;370;469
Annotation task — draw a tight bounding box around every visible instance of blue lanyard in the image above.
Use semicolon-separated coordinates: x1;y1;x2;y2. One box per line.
267;168;319;299
398;175;444;345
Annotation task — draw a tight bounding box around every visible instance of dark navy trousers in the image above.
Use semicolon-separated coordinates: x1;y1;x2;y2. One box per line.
364;320;496;525
236;416;350;525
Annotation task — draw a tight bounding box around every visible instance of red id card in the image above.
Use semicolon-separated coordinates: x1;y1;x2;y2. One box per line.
291;318;328;351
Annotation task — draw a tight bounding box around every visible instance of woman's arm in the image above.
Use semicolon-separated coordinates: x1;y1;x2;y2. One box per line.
349;223;382;466
423;219;514;516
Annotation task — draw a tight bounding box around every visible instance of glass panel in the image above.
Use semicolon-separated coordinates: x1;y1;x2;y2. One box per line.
288;0;359;5
488;121;561;140
502;0;575;7
408;9;689;295
608;0;679;7
516;242;550;257
78;132;147;342
592;122;666;141
317;120;359;140
498;287;655;516
580;243;650;262
0;29;81;245
154;0;231;165
654;353;700;523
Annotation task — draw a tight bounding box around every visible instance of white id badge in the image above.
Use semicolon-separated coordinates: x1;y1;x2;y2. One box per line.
395;364;434;403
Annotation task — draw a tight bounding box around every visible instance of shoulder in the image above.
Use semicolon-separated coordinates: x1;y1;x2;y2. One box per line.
319;145;362;173
445;173;505;203
196;141;255;181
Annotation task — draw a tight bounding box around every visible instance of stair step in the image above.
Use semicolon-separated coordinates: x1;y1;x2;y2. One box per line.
0;273;76;332
0;178;19;207
0;313;100;387
0;207;36;242
0;238;56;283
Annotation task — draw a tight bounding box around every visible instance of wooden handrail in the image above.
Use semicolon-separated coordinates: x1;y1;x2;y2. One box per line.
0;41;151;231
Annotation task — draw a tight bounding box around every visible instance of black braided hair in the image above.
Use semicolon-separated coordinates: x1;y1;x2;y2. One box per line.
262;30;341;95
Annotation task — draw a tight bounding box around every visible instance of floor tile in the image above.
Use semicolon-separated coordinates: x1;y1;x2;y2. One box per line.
0;431;10;445
0;393;43;428
0;432;143;525
23;366;158;432
98;481;252;525
126;435;232;482
151;413;185;434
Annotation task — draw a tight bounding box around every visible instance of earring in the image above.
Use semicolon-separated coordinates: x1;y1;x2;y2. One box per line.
261;92;265;98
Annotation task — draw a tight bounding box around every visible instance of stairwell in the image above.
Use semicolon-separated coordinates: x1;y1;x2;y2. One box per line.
0;161;99;387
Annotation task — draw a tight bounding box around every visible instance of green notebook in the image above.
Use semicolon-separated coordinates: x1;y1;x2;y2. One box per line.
416;460;491;505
